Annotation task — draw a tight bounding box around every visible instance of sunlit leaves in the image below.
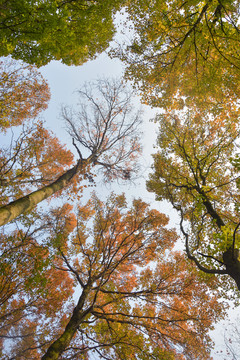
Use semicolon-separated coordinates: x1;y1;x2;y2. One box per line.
120;0;240;107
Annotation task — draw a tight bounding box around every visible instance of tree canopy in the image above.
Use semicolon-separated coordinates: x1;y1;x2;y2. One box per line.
0;0;125;66
119;0;240;107
147;100;240;292
0;57;50;130
0;204;76;359
0;1;239;357
0;193;224;359
0;78;142;226
0;120;74;206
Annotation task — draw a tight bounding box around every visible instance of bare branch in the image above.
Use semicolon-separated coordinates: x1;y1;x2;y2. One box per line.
62;78;142;182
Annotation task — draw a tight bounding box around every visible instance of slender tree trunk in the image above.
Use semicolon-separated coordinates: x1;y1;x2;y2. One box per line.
42;284;92;360
0;159;89;226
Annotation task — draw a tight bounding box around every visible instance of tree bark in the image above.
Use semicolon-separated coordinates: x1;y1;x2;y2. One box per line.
201;194;240;289
0;159;88;226
42;284;92;360
223;248;240;290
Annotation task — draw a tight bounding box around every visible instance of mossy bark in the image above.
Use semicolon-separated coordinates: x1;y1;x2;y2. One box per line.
42;284;92;360
41;308;88;360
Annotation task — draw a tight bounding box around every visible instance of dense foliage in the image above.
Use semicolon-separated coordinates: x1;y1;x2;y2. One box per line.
120;0;240;108
1;0;240;358
0;0;125;66
147;100;240;292
0;194;224;359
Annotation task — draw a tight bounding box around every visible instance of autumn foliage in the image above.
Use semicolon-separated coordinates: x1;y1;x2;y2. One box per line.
147;100;240;292
0;78;142;226
0;120;74;206
120;0;240;108
0;204;76;359
0;57;50;131
1;2;240;358
0;194;225;359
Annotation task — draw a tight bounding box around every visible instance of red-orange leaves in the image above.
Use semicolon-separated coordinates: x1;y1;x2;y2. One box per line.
0;78;143;226
0;120;74;205
2;193;224;359
40;193;224;359
19;121;74;185
0;57;50;131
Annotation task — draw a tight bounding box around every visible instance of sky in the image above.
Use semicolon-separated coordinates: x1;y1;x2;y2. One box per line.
39;51;166;209
35;19;237;360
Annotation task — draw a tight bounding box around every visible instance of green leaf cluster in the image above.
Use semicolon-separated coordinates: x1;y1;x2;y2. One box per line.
0;0;125;66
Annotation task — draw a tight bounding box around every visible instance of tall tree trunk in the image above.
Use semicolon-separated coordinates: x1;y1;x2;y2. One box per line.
0;159;88;226
42;284;92;360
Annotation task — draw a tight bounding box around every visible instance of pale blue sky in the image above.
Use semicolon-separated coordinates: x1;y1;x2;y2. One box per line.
39;51;165;209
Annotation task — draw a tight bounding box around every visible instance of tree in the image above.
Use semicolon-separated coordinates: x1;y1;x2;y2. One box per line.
147;101;240;291
1;193;225;359
0;78;142;226
0;120;74;206
0;57;50;131
119;0;240;108
0;0;125;66
0;203;77;359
